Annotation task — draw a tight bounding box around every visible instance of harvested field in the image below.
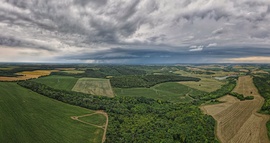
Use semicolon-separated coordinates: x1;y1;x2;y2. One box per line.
201;76;270;143
0;70;57;81
72;78;114;97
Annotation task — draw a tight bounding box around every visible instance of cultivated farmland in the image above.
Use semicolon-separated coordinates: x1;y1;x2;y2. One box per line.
0;70;57;81
72;78;114;97
201;76;270;143
114;82;205;103
0;82;105;143
178;77;225;92
33;75;78;91
174;69;226;92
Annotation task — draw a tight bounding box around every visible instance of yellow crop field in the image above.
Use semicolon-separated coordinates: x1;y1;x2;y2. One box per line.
0;70;57;81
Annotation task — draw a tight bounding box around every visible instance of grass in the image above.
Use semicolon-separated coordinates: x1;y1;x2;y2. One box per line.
115;82;206;103
174;70;226;92
79;114;107;126
33;75;78;91
179;77;225;92
72;78;114;97
0;82;104;143
0;67;13;70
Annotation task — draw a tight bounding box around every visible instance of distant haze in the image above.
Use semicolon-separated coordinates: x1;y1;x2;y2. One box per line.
0;0;270;63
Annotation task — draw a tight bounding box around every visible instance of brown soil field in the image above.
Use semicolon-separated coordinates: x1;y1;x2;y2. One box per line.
201;76;270;143
0;70;58;81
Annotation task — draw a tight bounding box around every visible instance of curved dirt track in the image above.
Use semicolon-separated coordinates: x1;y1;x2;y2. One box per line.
71;110;108;143
201;76;270;143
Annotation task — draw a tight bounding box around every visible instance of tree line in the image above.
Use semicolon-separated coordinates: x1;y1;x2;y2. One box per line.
253;76;270;114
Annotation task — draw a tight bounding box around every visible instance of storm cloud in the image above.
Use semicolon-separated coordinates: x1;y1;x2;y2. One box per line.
0;0;270;63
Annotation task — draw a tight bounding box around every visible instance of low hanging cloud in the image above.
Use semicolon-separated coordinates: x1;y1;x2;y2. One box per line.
189;45;204;52
207;43;217;47
0;0;270;63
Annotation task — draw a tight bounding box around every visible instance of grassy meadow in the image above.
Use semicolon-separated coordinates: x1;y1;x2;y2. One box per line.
0;82;104;143
33;75;78;91
114;82;206;103
179;77;225;92
79;114;107;127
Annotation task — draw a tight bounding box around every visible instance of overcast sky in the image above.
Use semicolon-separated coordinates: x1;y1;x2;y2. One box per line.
0;0;270;64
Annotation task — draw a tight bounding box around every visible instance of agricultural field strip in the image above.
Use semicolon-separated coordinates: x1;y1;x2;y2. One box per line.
71;111;108;143
201;76;270;143
174;70;227;92
0;70;58;81
72;78;114;97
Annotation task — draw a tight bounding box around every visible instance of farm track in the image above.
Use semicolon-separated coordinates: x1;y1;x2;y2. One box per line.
201;76;270;143
71;110;108;143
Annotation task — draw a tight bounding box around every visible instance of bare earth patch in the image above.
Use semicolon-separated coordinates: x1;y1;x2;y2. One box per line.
201;76;270;143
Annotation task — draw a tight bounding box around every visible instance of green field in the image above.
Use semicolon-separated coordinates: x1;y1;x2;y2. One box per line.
79;114;107;126
72;78;114;97
179;77;225;92
115;82;206;103
61;70;85;74
0;82;104;143
174;70;226;92
33;75;78;91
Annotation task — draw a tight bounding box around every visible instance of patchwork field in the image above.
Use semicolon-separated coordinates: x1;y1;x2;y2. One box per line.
201;76;270;143
0;70;57;81
174;70;225;92
115;82;206;103
72;78;114;97
0;82;105;143
179;77;225;92
33;75;78;91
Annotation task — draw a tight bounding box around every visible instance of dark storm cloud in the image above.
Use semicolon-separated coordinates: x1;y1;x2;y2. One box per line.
59;46;270;63
74;0;108;7
62;47;177;60
0;35;57;51
1;0;270;63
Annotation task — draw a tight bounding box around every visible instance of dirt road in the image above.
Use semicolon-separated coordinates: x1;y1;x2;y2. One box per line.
71;110;108;143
